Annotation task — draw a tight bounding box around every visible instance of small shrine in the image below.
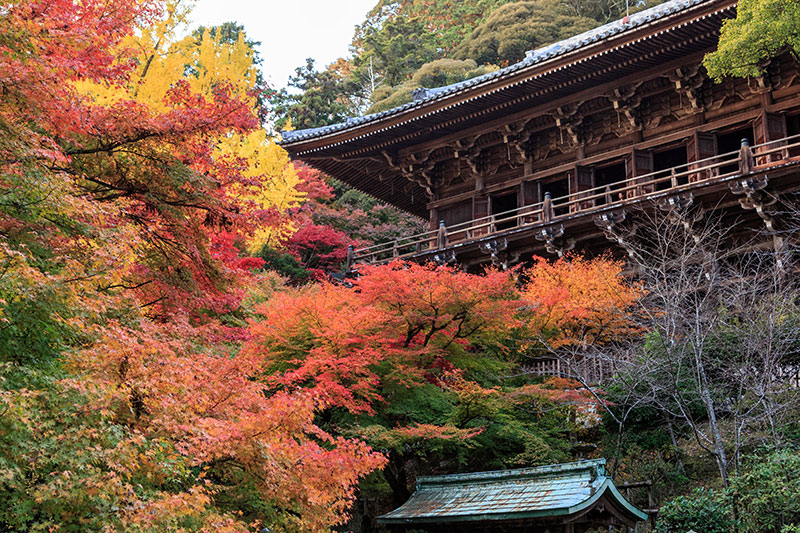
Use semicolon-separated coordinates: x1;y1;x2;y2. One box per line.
377;459;647;532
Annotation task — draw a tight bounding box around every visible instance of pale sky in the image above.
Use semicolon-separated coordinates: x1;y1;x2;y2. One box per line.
189;0;377;90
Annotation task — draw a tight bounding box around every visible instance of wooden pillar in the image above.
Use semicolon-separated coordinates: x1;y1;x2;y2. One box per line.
738;139;754;175
429;206;439;231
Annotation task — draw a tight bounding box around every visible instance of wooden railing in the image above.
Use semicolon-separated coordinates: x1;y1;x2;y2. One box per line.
348;134;800;268
523;355;613;385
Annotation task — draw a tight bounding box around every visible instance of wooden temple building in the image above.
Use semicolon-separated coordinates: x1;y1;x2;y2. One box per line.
280;0;800;270
376;459;647;532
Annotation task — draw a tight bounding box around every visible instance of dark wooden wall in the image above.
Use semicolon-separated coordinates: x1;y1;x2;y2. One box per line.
419;53;800;230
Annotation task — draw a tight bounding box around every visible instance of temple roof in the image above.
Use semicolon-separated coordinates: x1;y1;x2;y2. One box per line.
377;459;647;526
280;0;710;146
278;0;735;216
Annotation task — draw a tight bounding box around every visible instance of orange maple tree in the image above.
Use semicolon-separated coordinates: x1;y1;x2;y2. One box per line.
520;254;641;347
245;261;520;414
243;258;637;510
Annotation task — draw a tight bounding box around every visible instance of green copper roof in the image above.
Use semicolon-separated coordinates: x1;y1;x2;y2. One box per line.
378;459;647;525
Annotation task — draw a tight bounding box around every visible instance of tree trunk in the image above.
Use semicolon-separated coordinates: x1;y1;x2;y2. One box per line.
699;363;729;486
383;452;412;509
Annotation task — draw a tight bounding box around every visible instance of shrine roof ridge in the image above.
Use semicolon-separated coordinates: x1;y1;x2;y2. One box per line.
279;0;710;146
415;458;608;486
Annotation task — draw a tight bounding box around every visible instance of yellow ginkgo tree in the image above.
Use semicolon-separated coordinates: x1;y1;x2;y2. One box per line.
76;0;305;253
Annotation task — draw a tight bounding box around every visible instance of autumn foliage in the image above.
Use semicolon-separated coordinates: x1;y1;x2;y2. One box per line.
243;259;636;509
246;262;519;415
0;0;641;530
0;0;375;529
521;255;641;347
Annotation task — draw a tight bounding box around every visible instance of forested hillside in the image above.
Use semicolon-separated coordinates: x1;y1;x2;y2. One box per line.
2;0;800;531
270;0;666;128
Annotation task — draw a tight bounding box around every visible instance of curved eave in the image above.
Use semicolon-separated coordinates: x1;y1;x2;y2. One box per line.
377;479;648;526
295;157;429;217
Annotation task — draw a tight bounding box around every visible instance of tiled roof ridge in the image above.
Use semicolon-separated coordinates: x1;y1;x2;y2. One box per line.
279;0;714;145
416;458;607;487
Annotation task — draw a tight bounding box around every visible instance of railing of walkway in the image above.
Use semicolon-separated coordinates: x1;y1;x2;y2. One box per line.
347;134;800;268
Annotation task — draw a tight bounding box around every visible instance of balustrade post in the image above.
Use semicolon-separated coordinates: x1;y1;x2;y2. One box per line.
542;192;554;224
346;244;354;271
738;138;754;175
437;220;448;249
671;167;678;188
490;214;496;234
392;240;399;258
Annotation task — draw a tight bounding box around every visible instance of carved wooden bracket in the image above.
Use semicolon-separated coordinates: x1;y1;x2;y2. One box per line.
532;130;560;160
534;224;575;257
730;173;790;271
432;249;457;265
730;176;779;231
608;82;643;131
407;150;438;194
451;137;478;182
381;149;436;198
657;194;703;245
594;211;639;261
465;143;486;176
667;64;706;112
554;104;584;146
478;238;520;270
504;121;534;165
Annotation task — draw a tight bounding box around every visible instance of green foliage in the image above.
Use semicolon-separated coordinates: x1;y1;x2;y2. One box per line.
557;0;662;22
452;1;599;65
310;183;426;246
350;0;512;87
369;58;498;112
356;14;437;87
656;488;734;533
732;449;800;532
269;58;357;130
0;363;192;532
0;284;72;365
355;0;515;54
368;84;416;113
656;450;800;533
704;0;800;81
256;245;310;284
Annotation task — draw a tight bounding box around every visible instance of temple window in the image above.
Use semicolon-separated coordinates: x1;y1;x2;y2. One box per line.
654;145;689;190
594;161;627;204
491;190;518;230
541;175;570;216
717;125;755;174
